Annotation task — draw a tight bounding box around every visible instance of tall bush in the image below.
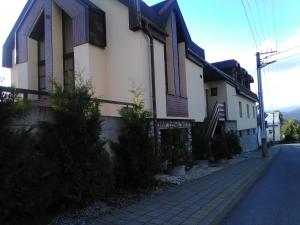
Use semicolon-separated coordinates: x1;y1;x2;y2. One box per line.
112;88;158;190
38;80;113;205
160;129;190;166
0;79;114;221
0;89;43;219
224;131;242;156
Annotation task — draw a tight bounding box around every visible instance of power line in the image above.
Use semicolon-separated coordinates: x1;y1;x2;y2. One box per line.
275;53;300;62
254;0;266;43
241;0;259;50
265;45;300;59
271;0;278;50
245;0;261;46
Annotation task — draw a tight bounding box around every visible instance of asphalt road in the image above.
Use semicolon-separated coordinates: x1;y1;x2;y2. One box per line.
221;144;300;225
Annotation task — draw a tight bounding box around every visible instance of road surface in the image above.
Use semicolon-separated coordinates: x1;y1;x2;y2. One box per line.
221;144;300;225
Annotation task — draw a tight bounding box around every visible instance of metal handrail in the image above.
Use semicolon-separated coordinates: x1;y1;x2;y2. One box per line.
205;101;226;139
0;86;135;108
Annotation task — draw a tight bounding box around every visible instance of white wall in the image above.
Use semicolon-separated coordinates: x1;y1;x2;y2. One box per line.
186;59;206;122
205;80;257;130
267;125;281;142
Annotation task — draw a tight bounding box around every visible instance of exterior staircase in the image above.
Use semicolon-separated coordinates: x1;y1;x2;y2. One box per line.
204;101;226;139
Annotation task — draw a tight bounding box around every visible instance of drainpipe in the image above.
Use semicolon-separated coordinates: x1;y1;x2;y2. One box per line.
143;23;159;156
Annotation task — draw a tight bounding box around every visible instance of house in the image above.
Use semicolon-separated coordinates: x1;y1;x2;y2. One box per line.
204;59;259;152
266;111;282;143
2;0;258;153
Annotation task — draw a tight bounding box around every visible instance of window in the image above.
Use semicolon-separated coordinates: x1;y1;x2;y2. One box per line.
269;130;273;134
253;106;255;118
253;128;256;135
239;102;243;117
239;130;243;137
63;12;74;91
89;10;106;48
247;129;250;135
247;104;250;118
211;88;218;96
38;36;46;92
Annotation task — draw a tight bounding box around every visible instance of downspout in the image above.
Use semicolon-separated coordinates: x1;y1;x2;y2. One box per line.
143;22;159;156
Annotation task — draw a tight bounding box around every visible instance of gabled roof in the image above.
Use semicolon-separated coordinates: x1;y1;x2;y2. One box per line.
2;0;105;68
205;59;258;102
119;0;205;60
212;59;240;70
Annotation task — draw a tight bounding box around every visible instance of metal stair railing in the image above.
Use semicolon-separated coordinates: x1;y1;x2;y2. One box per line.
205;101;226;139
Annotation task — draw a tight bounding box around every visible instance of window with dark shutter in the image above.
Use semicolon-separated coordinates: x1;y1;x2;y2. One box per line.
89;10;106;48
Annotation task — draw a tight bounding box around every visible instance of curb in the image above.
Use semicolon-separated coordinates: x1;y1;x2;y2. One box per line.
204;146;281;225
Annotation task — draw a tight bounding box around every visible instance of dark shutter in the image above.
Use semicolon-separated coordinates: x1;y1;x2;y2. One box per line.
89;9;106;48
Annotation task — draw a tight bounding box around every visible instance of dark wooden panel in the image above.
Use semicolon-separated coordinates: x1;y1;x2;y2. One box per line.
171;13;180;96
166;94;188;117
128;0;141;31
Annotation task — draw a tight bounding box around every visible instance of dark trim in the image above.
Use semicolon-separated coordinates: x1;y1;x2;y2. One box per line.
166;94;188;118
163;44;168;93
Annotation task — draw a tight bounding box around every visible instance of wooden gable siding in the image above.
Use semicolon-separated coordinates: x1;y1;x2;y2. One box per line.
166;13;188;118
166;94;188;117
16;0;45;64
54;0;88;47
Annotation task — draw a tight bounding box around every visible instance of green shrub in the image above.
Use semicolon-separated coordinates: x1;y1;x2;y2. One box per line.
224;131;242;156
112;88;158;190
283;119;300;143
192;134;210;160
37;80;114;206
0;89;45;220
0;79;114;221
160;129;190;166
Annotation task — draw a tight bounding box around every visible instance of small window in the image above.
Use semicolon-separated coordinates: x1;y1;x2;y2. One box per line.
211;88;218;96
239;102;243;117
269;130;273;134
253;106;255;118
247;129;250;135
247;104;250;118
239;130;243;137
253;129;256;135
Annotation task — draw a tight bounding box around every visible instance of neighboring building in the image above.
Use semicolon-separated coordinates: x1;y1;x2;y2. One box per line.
2;0;258;152
266;111;282;143
204;59;259;152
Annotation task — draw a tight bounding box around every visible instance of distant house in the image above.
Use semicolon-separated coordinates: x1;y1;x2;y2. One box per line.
2;0;258;153
204;59;259;152
266;111;282;143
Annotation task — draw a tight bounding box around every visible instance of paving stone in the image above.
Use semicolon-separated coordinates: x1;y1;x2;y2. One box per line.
84;148;279;225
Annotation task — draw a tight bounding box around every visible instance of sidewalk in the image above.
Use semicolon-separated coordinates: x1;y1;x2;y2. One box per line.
68;146;280;225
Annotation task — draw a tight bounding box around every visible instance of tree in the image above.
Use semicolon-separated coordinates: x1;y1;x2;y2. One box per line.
283;119;300;142
112;88;158;190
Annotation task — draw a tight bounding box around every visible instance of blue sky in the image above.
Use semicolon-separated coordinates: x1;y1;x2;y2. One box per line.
1;0;300;111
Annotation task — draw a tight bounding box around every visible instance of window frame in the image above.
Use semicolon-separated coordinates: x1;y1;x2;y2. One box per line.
239;101;243;118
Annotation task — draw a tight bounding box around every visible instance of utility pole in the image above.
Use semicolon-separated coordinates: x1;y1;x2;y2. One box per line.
273;111;275;143
256;51;276;158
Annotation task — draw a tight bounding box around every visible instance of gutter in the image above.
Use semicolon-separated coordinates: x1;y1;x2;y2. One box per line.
142;21;159;155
